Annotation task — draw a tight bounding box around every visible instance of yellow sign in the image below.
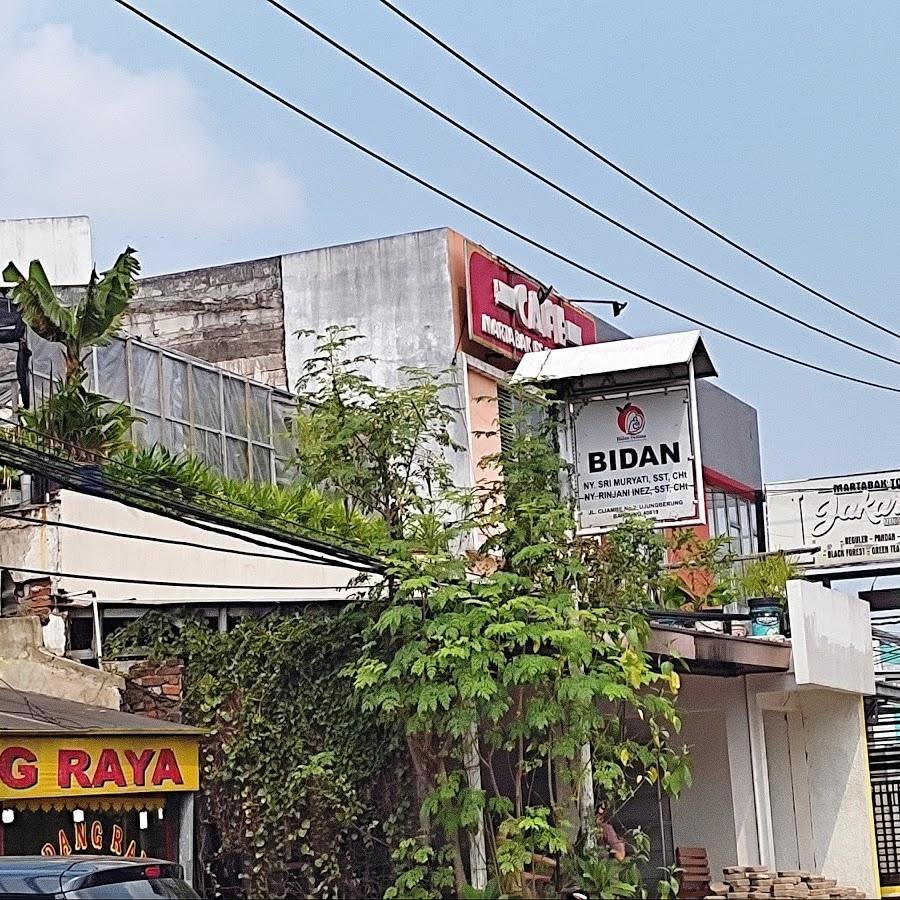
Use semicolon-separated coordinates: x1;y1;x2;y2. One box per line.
0;736;199;800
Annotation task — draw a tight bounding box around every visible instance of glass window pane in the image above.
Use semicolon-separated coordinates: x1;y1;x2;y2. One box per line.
272;398;298;484
249;385;270;442
31;376;52;408
133;414;161;448
251;443;271;483
131;345;160;413
226;438;249;481
29;332;65;380
738;500;753;555
163;356;189;420
713;491;727;539
164;420;190;456
750;503;759;553
194;428;223;471
223;377;247;437
726;494;741;554
191;366;221;429
96;341;128;402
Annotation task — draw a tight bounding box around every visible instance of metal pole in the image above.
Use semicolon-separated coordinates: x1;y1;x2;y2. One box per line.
463;724;488;889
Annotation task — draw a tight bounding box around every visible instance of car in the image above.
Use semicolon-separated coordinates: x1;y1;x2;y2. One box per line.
0;856;200;898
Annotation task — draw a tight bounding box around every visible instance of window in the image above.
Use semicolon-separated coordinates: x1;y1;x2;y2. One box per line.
12;331;292;486
704;486;759;557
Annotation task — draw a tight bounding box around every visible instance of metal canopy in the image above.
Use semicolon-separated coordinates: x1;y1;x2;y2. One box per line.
647;625;792;676
0;688;205;737
511;330;717;390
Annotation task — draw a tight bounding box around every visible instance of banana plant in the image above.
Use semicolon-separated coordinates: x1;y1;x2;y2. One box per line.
2;247;139;381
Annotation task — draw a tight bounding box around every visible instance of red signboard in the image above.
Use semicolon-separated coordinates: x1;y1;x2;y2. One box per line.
467;249;598;361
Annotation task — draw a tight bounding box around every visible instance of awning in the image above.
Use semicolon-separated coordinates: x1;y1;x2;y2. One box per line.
0;689;203;736
511;330;717;389
0;688;202;803
648;625;792;676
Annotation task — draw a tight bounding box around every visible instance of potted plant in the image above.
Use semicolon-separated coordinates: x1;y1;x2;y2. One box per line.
658;532;738;630
739;552;800;638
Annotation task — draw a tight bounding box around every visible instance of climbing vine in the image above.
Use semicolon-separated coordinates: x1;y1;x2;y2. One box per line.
108;610;411;898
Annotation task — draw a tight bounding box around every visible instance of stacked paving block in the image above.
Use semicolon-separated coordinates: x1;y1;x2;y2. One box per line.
704;866;867;900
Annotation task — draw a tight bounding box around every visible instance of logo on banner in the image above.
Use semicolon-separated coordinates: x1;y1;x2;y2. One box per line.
616;403;645;437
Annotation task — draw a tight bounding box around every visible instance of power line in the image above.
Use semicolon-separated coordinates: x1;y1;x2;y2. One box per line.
0;431;380;572
108;0;900;396
0;510;322;565
262;0;900;372
374;0;900;344
3;419;378;566
1;563;367;592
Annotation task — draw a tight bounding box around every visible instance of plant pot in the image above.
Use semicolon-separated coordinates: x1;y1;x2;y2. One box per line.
748;597;783;638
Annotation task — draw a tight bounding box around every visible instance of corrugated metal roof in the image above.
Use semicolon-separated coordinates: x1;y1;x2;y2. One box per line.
0;689;204;737
511;330;716;383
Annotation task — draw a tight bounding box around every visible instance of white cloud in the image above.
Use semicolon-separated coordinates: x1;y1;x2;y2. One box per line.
0;16;302;235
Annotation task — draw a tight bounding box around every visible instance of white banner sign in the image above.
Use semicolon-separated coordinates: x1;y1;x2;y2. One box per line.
571;386;703;532
767;471;900;570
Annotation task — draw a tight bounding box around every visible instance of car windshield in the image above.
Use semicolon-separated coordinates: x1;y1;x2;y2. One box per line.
66;877;200;899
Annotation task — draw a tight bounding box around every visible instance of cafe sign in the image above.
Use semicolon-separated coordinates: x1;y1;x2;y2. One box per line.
570;385;704;533
467;248;597;362
0;736;199;800
767;470;900;570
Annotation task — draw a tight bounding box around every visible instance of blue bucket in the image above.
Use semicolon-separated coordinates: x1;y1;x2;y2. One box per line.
749;598;782;637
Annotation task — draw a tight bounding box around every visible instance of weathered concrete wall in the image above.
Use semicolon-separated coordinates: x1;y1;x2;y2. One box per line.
281;229;473;489
0;216;92;285
128;257;287;387
0;617;123;709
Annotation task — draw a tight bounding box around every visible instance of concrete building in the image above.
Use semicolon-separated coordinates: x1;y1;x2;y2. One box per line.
659;580;879;898
131;227;764;557
1;216;880;893
0;616;203;880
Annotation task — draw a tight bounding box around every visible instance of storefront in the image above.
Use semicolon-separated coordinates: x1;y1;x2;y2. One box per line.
0;688;201;881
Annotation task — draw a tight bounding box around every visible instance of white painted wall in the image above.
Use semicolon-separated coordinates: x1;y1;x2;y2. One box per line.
279;229;473;489
746;678;878;898
788;580;875;695
0;490;373;606
672;671;878;897
670;675;760;876
798;690;879;898
0;216;92;284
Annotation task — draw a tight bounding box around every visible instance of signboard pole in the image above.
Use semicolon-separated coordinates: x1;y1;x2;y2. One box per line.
688;358;706;527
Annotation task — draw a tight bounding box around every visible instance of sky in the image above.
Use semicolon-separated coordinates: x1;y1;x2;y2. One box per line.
1;0;898;483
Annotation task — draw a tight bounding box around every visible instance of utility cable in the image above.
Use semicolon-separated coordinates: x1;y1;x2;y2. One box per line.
262;0;900;371
0;432;381;571
2;419;378;565
108;0;900;396
0;510;323;565
0;563;367;592
374;0;900;343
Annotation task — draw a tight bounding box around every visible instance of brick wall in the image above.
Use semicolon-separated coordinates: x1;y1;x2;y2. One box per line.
121;658;184;723
126;257;288;389
13;577;53;623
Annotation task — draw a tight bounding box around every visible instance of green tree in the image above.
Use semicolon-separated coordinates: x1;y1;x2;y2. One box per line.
3;249;141;457
3;248;139;380
297;329;693;897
